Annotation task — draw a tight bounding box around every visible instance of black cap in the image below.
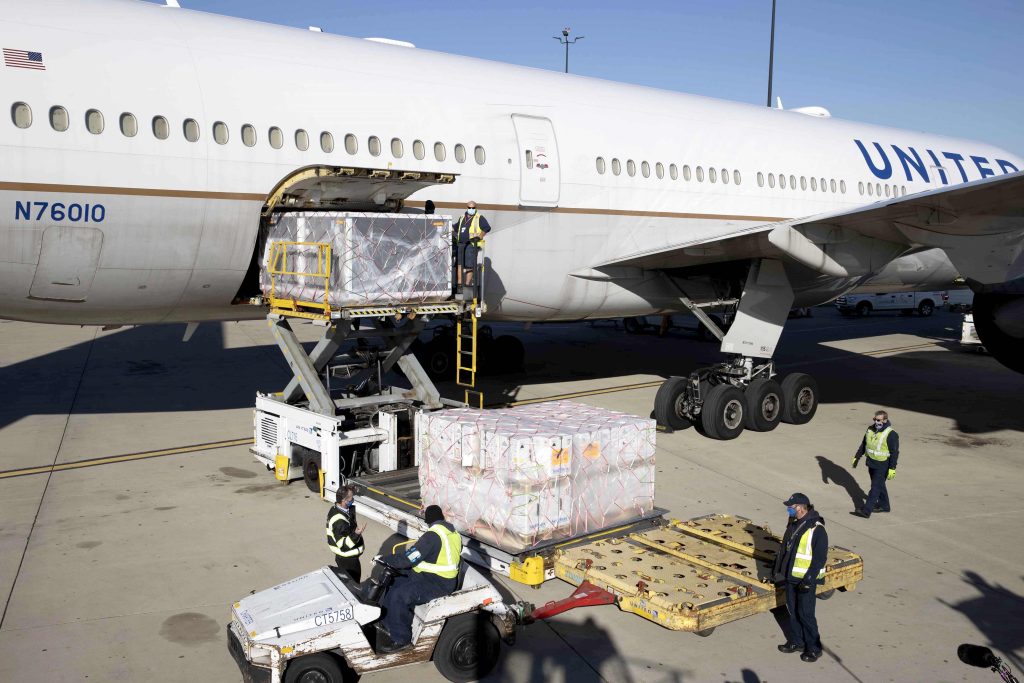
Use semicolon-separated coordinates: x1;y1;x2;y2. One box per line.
784;492;811;506
424;505;445;525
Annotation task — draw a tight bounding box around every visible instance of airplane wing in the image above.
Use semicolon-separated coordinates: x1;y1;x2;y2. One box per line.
596;171;1024;285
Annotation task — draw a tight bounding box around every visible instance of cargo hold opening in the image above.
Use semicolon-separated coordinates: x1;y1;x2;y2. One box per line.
233;165;456;303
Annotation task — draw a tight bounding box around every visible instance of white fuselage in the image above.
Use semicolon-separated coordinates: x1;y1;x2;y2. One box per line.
1;0;1020;325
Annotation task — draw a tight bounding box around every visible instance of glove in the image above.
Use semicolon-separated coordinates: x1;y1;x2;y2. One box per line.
887;468;896;481
851;455;859;468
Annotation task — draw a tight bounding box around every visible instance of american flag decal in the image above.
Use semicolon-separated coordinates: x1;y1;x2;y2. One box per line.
4;49;45;70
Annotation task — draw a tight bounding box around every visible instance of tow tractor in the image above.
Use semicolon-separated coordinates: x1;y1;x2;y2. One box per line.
232;196;864;682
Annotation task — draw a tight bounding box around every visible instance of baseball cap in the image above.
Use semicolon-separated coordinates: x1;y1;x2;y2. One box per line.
784;492;811;506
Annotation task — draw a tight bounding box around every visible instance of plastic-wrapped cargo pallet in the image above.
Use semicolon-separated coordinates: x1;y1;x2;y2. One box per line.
417;400;656;553
260;212;453;308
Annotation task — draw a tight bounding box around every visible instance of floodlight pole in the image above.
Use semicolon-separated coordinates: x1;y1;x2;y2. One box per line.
767;0;776;107
553;27;584;73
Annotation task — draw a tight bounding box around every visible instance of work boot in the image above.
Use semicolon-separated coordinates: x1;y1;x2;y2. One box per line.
849;510;870;519
777;642;802;654
800;650;822;662
873;505;890;513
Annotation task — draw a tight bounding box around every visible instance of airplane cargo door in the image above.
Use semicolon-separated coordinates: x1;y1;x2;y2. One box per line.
29;226;103;301
511;115;560;206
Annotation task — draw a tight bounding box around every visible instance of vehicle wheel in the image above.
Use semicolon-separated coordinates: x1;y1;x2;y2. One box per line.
284;652;349;683
780;373;819;425
918;300;935;317
492;335;525;374
302;454;321;493
623;317;643;334
422;338;455;381
743;379;783;432
700;384;745;440
817;589;836;600
433;612;501;683
694;627;715;637
654;377;693;431
856;301;871;317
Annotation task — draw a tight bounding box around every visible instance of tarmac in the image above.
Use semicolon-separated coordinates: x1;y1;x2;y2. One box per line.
1;306;1022;683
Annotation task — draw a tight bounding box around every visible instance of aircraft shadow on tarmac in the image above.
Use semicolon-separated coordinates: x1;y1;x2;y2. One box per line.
0;311;1021;440
939;570;1024;673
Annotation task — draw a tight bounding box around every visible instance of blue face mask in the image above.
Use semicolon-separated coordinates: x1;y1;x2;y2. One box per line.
786;506;797;517
467;208;477;216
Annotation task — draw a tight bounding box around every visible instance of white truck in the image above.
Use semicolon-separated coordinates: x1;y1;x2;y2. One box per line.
835;290;943;317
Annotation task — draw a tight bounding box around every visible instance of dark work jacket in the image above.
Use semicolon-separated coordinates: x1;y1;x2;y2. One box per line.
855;420;900;469
389;520;460;592
326;504;363;555
772;510;829;586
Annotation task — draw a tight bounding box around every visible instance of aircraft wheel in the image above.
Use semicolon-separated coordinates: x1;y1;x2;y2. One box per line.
654;377;692;431
422;338;455;381
434;612;501;683
780;373;819;425
700;384;745;440
743;378;783;432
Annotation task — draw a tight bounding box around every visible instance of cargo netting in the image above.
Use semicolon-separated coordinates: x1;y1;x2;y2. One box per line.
260;212;453;309
417;401;656;553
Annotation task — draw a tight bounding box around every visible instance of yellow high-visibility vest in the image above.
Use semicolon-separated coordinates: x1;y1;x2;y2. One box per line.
458;214;486;241
413;524;463;579
864;426;893;461
791;521;825;580
326;508;364;558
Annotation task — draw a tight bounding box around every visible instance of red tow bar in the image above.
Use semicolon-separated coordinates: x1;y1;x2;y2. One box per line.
530;581;617;621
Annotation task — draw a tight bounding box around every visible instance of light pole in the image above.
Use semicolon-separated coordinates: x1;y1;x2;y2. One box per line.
553;27;584;73
766;0;776;107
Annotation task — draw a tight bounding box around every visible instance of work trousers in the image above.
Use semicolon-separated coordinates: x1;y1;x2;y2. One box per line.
334;555;362;583
380;573;451;646
785;582;822;654
862;463;891;515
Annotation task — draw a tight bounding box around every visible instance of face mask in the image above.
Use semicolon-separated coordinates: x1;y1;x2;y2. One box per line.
467;208;477;216
786;506;797;517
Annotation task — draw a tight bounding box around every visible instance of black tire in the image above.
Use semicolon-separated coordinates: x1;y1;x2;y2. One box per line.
653;377;693;431
284;653;348;683
817;589;836;600
780;373;819;425
492;335;525;374
433;612;501;683
700;384;745;440
743;378;784;432
917;300;935;317
623;317;643;334
856;301;871;317
302;454;321;493
694;627;716;637
422;338;455;381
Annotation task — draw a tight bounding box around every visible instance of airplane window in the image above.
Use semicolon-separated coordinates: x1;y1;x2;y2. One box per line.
434;142;446;161
840;180;847;194
800;176;807;191
696;166;704;182
779;174;786;189
49;105;69;132
85;109;104;134
768;173;775;188
152;115;169;140
455;143;466;163
119;113;137;137
611;158;621;175
811;177;818;191
627;160;636;177
269;127;283;149
875;183;881;196
241;124;256;147
867;183;874;196
858;181;864;195
901;186;907;196
733;170;741;185
669;164;678;180
656;162;664;179
413;139;425;160
213;121;229;145
391;137;404;158
708;167;717;183
474;145;485;164
641;161;650;178
830;179;837;193
820;177;827;192
757;172;764;187
721;168;729;185
682;165;691;181
596;157;606;174
183;118;200;142
368;135;381;156
11;102;31;128
787;174;795;190
884;184;891;197
321;131;334;153
295;129;309;151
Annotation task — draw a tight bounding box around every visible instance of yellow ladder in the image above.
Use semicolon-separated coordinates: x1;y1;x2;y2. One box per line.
455;308;477;388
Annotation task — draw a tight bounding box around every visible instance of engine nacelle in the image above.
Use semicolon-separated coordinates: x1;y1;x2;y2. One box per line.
972;292;1024;374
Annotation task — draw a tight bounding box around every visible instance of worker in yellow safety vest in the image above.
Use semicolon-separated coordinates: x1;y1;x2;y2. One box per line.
326;484;365;582
772;492;829;663
851;409;900;518
453;201;491;298
377;505;463;653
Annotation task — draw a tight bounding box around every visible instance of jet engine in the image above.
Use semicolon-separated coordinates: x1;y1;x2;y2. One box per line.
972;291;1024;374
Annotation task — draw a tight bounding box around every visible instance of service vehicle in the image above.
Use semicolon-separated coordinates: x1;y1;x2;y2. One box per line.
834;291;943;317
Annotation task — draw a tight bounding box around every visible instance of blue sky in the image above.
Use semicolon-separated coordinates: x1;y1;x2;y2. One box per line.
155;0;1024;155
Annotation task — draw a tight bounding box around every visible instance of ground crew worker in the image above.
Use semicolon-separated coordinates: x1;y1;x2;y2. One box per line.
850;409;899;518
377;505;462;653
773;492;828;663
454;201;490;297
326;485;365;582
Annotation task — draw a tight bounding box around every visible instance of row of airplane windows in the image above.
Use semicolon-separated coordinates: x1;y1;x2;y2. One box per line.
597;155;908;199
9;102;488;164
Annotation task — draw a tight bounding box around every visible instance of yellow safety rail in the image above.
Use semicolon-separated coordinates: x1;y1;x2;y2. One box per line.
267;241;333;320
455;259;484;389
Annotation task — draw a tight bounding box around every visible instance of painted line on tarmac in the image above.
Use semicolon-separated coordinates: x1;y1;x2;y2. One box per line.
0;438;254;480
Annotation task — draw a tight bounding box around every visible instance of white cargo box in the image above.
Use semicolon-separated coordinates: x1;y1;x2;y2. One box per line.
260;211;453;309
417;401;656;553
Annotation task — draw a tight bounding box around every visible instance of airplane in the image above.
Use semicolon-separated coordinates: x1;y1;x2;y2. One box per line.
2;0;1022;440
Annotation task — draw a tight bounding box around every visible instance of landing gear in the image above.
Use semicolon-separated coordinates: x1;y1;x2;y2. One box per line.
780;373;819;424
743;378;783;432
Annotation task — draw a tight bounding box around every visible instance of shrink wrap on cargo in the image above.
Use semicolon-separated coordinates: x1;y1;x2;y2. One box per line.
260;211;452;308
417;401;656;553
